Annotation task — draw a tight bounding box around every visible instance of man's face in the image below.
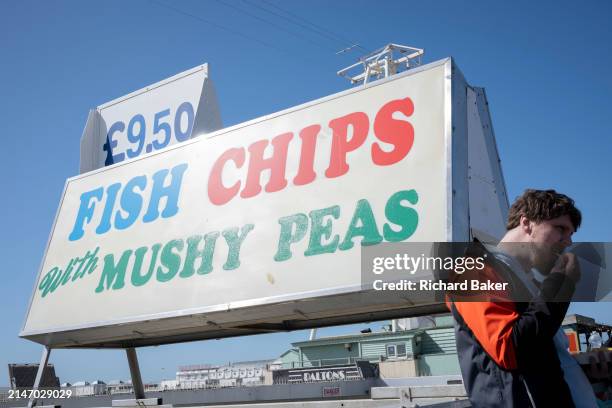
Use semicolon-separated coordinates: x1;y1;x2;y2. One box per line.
526;214;575;273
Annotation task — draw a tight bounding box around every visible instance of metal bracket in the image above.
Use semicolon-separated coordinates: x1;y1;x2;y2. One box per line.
27;346;51;408
126;347;146;400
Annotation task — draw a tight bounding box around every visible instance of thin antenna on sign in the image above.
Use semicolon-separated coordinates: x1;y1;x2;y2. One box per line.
336;44;361;55
337;43;424;85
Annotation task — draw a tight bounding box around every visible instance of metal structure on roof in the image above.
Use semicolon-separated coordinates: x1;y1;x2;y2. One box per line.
337;43;424;85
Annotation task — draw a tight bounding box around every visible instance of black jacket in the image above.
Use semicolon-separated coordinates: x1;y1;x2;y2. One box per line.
449;244;576;407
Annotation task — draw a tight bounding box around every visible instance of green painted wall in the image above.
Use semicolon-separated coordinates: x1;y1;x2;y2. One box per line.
418;353;460;376
300;343;360;366
435;315;454;326
361;338;415;360
361;342;387;360
279;349;300;368
420;328;456;354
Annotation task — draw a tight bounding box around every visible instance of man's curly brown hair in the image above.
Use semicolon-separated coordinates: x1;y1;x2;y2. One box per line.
506;189;582;231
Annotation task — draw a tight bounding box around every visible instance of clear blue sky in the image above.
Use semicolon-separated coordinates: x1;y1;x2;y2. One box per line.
0;0;610;386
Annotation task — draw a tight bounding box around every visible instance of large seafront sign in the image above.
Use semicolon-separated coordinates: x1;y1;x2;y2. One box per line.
79;63;222;173
21;58;509;348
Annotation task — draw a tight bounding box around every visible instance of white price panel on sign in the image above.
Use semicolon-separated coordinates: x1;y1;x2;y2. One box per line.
23;59;462;348
79;63;222;173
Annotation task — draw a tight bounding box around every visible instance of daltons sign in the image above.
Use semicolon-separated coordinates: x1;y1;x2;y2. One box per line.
272;361;379;384
22;59;468;348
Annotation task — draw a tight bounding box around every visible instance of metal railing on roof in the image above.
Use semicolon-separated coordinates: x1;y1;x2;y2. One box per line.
338;43;424;85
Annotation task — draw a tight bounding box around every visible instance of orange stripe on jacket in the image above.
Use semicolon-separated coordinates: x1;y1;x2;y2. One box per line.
452;301;519;370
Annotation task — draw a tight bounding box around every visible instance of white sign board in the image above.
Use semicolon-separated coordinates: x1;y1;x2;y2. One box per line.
22;59;473;348
79;63;222;173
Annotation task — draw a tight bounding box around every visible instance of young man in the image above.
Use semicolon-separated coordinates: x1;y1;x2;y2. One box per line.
449;189;590;407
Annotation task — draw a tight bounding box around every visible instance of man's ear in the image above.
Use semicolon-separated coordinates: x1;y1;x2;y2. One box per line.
519;215;533;235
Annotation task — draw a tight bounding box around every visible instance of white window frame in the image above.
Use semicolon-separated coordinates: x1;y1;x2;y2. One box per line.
386;343;407;359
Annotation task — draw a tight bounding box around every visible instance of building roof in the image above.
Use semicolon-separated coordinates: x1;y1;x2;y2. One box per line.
108;380;130;385
178;359;275;372
279;349;298;358
291;327;436;348
563;314;612;332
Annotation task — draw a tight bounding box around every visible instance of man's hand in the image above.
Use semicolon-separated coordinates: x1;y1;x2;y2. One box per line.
550;252;581;283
